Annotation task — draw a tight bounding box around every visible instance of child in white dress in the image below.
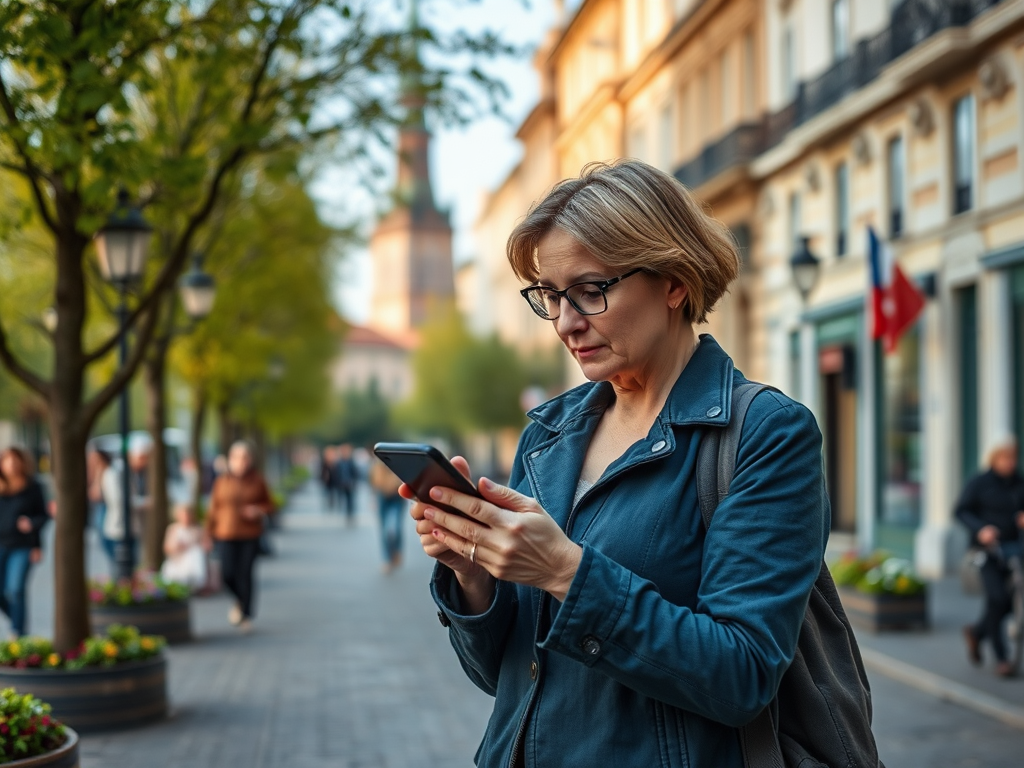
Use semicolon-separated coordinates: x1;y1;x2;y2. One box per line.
161;504;208;590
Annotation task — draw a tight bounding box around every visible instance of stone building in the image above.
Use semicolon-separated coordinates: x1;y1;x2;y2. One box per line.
471;0;1024;574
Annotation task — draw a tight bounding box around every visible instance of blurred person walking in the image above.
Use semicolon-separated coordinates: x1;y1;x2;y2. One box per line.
370;457;405;573
320;446;337;511
333;444;358;525
161;503;207;591
100;449;143;569
0;448;49;638
956;434;1024;677
205;441;276;632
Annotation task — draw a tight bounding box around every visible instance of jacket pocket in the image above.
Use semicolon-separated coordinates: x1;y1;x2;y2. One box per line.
653;701;690;768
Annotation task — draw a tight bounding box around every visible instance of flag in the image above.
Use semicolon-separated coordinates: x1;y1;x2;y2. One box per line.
868;227;926;354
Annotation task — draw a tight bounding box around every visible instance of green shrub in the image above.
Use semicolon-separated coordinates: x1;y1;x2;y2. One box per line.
0;688;66;764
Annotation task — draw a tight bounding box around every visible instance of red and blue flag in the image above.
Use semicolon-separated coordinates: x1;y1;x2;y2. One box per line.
868;226;925;354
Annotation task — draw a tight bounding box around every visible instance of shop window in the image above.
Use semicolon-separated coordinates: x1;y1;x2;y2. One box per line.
953;94;975;215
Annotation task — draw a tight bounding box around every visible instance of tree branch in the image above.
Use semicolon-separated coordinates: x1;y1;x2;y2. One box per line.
0;314;50;398
0;72;58;234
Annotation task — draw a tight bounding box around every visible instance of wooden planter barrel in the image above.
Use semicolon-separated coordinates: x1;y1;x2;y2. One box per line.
0;657;167;733
838;587;929;632
5;727;79;768
90;599;192;644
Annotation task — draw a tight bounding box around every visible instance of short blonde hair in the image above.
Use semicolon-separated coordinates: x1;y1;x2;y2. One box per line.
507;160;739;323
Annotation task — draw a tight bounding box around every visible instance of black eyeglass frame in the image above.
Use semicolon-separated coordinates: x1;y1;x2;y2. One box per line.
520;268;645;320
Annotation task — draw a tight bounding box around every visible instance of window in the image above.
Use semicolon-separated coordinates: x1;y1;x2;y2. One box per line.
953;94;975;214
659;103;673;169
887;136;905;237
743;31;755;118
788;191;802;253
781;22;796;102
831;0;850;61
720;49;732;127
700;69;710;141
835;162;849;257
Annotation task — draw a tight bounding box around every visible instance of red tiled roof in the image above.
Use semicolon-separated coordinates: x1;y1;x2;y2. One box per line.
343;325;418;351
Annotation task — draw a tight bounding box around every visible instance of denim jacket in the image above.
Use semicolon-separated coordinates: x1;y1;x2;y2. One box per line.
431;335;829;768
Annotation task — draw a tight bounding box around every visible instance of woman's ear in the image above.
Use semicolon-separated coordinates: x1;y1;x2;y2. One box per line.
667;279;688;311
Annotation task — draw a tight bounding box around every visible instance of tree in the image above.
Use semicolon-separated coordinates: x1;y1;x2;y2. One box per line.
0;1;509;651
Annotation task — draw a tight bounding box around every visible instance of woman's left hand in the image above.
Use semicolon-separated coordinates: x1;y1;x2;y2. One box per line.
29;548;42;564
15;516;32;534
424;478;583;602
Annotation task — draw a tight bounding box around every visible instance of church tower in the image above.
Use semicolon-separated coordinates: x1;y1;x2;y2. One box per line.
368;0;455;338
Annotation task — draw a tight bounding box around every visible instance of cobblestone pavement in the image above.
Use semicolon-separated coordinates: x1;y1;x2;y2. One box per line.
13;483;1024;766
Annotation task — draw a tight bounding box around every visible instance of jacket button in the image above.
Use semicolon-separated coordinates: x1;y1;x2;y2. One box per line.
580;635;601;656
437;611;451;628
652;440;666;452
707;406;722;417
529;660;538;680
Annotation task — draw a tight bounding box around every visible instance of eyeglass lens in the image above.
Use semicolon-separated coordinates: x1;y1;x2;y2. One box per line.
527;284;607;319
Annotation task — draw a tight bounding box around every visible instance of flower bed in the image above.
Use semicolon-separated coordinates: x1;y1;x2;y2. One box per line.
830;552;928;631
88;573;189;607
0;689;67;765
0;626;164;671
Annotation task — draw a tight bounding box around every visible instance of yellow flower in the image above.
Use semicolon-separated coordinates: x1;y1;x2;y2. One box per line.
47;654;61;667
140;638;155;651
8;643;20;656
103;642;118;658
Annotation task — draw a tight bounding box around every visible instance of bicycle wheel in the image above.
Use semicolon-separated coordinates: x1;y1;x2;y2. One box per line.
1006;559;1024;674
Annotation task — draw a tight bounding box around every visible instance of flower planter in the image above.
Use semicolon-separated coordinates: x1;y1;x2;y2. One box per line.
90;600;192;644
4;727;79;768
0;657;167;733
838;586;929;632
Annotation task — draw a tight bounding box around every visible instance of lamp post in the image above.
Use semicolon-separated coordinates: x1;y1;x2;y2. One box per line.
178;254;217;322
94;190;153;581
789;236;821;303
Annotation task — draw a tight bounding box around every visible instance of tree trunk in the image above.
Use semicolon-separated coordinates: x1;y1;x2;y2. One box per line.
217;401;233;456
190;388;206;513
50;229;91;653
143;338;171;572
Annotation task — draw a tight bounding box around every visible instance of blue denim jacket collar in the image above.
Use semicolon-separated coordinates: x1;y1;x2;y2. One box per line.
522;334;737;530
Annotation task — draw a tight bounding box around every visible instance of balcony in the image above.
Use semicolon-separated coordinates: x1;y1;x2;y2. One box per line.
672;0;1005;191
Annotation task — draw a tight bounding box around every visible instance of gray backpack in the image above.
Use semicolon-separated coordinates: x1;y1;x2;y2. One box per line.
697;381;883;768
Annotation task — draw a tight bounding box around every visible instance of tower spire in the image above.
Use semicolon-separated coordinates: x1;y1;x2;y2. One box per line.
396;0;434;213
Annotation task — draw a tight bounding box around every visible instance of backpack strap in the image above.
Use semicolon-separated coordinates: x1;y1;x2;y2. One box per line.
696;380;784;768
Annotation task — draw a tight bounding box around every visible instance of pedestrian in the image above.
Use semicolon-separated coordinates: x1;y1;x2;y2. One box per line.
408;160;829;767
370;457;405;573
100;450;142;570
205;440;275;633
161;503;208;591
86;446;105;534
320;446;337;511
333;443;357;525
956;434;1024;678
0;447;49;638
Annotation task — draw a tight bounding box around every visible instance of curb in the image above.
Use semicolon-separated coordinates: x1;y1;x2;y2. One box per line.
861;647;1024;731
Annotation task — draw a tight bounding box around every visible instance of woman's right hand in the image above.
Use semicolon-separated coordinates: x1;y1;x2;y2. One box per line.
406;456;495;611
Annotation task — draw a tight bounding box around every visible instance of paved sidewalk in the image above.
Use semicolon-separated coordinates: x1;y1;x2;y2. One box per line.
13;484;1024;766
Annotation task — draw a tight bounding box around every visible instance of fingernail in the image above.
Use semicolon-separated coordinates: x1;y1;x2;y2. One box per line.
423;508;435;520
429;487;443;500
480;477;493;491
432;529;444;540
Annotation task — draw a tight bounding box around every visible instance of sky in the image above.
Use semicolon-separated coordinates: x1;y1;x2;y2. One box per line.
311;0;560;324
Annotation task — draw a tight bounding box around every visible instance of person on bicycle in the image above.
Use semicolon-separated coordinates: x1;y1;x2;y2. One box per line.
956;435;1024;677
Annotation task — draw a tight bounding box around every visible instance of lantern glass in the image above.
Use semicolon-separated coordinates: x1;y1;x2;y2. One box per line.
179;282;216;320
789;237;821;302
94;191;153;284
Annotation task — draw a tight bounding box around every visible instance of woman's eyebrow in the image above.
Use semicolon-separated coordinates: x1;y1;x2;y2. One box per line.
534;271;608;287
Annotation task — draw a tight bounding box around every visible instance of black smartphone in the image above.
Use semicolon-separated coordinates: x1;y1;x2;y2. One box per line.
372;442;483;519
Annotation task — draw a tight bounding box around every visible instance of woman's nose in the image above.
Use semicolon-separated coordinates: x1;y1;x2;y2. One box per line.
554;298;588;337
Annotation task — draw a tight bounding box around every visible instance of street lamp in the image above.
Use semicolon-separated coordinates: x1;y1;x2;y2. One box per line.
789;236;821;303
178;254;216;321
94;189;153;582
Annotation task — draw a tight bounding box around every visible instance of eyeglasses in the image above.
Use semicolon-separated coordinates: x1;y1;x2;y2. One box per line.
520;268;644;320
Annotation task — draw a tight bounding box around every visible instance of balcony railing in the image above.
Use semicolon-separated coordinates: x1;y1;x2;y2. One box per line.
673;0;1005;191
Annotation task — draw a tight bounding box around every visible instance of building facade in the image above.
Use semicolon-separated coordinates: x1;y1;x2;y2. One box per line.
472;0;1024;574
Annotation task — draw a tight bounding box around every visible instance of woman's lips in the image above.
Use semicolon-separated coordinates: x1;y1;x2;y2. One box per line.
574;345;602;359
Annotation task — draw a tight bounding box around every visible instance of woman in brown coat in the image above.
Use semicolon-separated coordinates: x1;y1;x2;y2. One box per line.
205;441;275;632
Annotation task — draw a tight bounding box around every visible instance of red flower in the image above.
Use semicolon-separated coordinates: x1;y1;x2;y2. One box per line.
1;724;9;734
14;659;27;669
26;654;41;667
40;716;51;727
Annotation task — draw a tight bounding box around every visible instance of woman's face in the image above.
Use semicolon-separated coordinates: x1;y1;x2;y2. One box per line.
228;446;252;477
535;228;684;385
0;453;23;482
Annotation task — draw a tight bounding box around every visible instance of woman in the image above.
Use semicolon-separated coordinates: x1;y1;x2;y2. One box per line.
407;161;828;767
0;448;49;638
956;435;1024;678
205;441;275;632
